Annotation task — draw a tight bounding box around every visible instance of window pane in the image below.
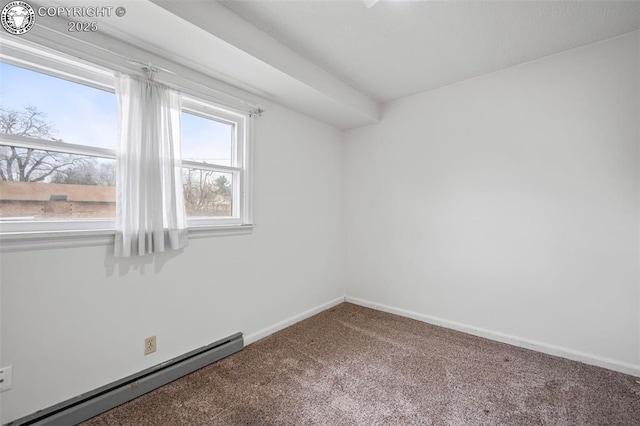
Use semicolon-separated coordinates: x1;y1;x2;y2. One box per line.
181;112;233;166
182;168;233;217
0;145;115;220
0;62;117;149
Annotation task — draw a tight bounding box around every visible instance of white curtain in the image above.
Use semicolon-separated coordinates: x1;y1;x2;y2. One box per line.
114;73;187;257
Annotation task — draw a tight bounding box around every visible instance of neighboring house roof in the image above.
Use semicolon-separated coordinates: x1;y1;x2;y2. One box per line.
0;181;115;202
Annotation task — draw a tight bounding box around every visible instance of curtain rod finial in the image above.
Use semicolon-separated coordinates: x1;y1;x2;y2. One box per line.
249;107;264;118
142;65;158;81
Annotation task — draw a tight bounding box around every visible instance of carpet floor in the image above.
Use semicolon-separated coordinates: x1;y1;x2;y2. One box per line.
83;303;640;425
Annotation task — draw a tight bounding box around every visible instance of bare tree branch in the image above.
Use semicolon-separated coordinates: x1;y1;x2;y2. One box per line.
1;106;114;185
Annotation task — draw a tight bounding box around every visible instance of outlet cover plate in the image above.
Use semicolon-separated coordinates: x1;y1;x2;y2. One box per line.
0;366;13;392
144;336;157;355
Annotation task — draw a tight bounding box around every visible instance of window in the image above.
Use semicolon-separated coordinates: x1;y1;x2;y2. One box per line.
0;61;118;230
181;99;249;227
0;39;253;247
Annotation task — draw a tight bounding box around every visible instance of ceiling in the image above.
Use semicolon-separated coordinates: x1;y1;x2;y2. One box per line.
220;0;640;103
26;1;640;129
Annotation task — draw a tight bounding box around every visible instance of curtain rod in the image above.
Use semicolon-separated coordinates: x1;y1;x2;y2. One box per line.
125;58;265;117
17;16;266;116
14;27;266;117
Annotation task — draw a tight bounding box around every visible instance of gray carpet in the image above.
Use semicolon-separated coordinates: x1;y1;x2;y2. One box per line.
83;303;640;425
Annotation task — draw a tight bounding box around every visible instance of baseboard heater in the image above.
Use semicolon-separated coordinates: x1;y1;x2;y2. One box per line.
6;332;244;426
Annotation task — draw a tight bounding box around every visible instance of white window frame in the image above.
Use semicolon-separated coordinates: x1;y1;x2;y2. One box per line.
181;98;251;228
0;39;254;251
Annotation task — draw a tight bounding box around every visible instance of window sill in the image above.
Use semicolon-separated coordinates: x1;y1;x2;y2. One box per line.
0;225;254;253
188;224;255;239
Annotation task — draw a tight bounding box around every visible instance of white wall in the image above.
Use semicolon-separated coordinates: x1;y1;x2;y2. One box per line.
0;103;345;423
2;29;638;426
345;33;640;373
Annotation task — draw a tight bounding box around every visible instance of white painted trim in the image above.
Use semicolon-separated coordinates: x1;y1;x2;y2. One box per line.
345;296;640;377
0;225;255;252
0;220;116;233
242;116;255;226
0;133;116;159
181;161;241;175
0;229;115;252
0;35;115;93
244;296;346;345
187;225;254;239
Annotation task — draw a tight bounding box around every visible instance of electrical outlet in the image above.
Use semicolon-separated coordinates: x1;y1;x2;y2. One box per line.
144;336;157;355
0;366;13;392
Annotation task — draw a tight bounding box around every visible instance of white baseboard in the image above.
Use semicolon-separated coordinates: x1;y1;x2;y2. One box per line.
244;296;345;345
345;296;640;377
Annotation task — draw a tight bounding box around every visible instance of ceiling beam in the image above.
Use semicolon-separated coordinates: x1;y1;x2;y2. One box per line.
150;0;379;128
